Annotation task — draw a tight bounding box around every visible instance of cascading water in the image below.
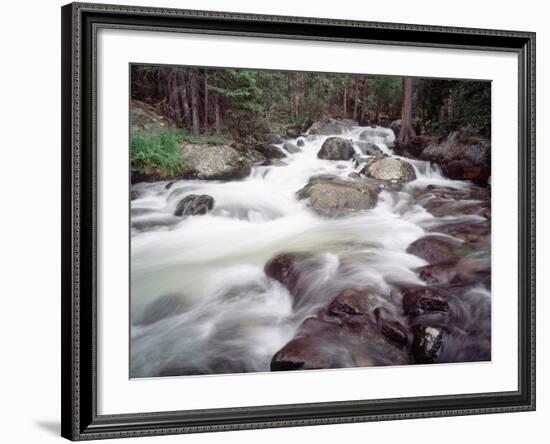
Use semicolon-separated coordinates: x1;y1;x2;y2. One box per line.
130;125;490;378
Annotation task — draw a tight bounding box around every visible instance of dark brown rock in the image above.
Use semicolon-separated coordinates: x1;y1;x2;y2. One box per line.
327;288;370;317
174;194;214;216
412;325;443;364
402;288;449;316
406;236;459;265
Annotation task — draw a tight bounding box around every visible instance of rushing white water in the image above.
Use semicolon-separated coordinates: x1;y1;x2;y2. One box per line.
130;125;489;377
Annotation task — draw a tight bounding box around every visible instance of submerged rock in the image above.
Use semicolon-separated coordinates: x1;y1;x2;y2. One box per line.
180;144;251;180
373;306;409;348
297;176;380;217
174;194;214;216
317;137;356;160
363;157;416;182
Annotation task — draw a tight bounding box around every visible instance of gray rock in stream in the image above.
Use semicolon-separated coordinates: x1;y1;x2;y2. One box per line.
180;144;251;180
283;142;301;154
297;176;380;217
308;118;358;135
317;137;355;161
174;194;214;216
362;157;416;183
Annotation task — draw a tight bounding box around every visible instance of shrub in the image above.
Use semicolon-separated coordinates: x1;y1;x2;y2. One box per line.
131;129;186;178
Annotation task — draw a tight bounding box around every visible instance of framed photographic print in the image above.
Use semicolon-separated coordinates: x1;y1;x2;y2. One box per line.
61;2;536;440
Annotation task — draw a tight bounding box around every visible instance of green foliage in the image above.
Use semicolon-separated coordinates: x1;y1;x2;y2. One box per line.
131;130;185;178
367;77;402;118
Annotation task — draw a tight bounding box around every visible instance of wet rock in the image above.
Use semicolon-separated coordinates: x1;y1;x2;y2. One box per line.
348;172;361;179
243;148;267;165
270;334;355;371
417;258;490;286
297;176;380;217
165;181;175;190
402;287;449;316
327;288;370;317
264;253;316;301
429;221;491;245
265;134;285;145
363;157;416;182
412;325;443;364
261;159;288;167
286;127;302;138
308;118;357;135
255;144;286;159
283;142;301;154
420;128;491;184
317;137;356;160
355;141;385;158
406;236;459;265
174;194;214;216
296;138;305;147
180;144;251;180
373;307;409;348
130;190;142;200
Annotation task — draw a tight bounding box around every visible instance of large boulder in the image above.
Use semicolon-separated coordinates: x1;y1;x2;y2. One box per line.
317;137;356;160
297;176;380;217
308;118;358;135
420;129;491;184
180;144;251;180
362;157;416;182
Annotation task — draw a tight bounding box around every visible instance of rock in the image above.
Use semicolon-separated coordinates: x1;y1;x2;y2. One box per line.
308;118;357;135
348;172;361;179
402;288;449;316
406;236;459;265
363;157;416;182
270;334;355;371
174;194;214;216
283;142;301;154
130;99;174;132
265;134;285;145
317;137;356;160
412;325;443;363
130;190;142;200
180;144;251;180
286;127;302;138
243;148;267;165
297;176;380;217
264;253;316;301
390;119;401;138
355;141;385;157
255;144;286;159
327;288;370;317
420;129;490;184
429;221;490;245
296;138;305;147
373;307;409;348
417;258;490;286
261;159;288;167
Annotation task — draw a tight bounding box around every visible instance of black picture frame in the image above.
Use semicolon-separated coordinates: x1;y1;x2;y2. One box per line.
61;2;536;440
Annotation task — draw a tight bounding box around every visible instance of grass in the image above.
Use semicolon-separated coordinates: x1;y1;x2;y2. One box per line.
131;128;229;179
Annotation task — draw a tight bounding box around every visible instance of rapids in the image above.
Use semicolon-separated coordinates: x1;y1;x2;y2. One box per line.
129;125;490;378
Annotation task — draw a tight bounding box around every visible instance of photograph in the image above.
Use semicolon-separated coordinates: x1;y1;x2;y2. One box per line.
129;65;492;378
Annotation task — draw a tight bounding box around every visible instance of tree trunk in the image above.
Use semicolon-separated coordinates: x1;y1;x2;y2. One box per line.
189;70;200;136
203;71;209;134
360;76;369;124
214;95;221;134
353;77;359;121
398;77;414;146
